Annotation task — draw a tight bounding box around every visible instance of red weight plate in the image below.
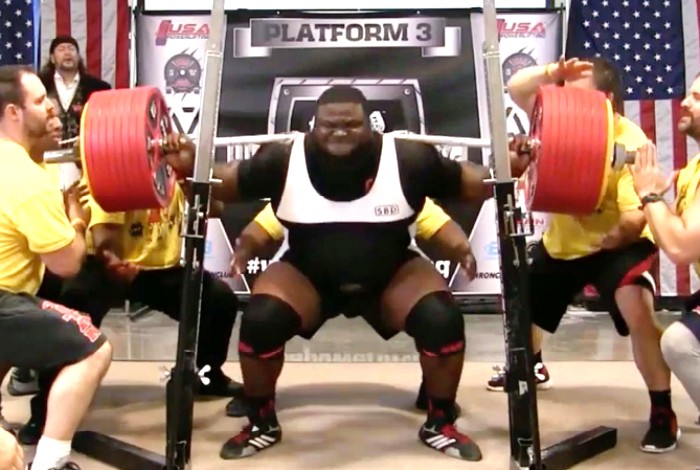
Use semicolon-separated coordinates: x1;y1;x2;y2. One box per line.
157;94;177;205
83;90;114;209
85;89;132;211
525;85;611;214
84;87;174;211
84;89;117;209
114;87;157;209
121;87;156;209
148;92;176;208
110;88;140;209
582;89;610;212
127;86;173;209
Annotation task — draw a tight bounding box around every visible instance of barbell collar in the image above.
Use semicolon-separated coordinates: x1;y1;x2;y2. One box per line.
612;143;637;170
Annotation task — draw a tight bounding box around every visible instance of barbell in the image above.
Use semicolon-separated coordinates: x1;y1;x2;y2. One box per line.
45;84;634;215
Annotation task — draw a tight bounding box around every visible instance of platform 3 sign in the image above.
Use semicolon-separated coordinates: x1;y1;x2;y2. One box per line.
233;17;462;58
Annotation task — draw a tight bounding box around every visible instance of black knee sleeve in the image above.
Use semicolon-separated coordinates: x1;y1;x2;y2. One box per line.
404;291;465;357
238;294;301;359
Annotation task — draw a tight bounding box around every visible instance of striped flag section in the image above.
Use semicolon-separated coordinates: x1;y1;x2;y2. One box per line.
567;0;700;297
39;0;130;89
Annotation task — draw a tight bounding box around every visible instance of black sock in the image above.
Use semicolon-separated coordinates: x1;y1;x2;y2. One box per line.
649;390;672;410
245;394;277;423
427;396;457;423
533;351;543;364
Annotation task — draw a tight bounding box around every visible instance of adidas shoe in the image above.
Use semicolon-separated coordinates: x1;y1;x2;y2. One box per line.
220;423;282;459
419;422;482;461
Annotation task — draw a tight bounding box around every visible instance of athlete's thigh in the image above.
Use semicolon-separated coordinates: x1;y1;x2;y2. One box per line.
379;255;449;332
251;261;322;332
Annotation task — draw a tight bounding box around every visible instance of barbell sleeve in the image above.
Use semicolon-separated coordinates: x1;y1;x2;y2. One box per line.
612;144;637;170
44;148;80;164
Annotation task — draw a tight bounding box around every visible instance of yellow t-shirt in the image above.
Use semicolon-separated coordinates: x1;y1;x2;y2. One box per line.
672;155;700;277
87;184;185;270
39;161;61;188
253;198;451;241
0;141;75;294
543;116;650;260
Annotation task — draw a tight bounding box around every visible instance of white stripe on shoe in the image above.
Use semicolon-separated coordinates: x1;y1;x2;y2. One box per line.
425;434;457;450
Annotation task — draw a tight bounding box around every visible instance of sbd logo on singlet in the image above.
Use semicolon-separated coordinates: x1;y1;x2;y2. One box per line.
374;205;399;217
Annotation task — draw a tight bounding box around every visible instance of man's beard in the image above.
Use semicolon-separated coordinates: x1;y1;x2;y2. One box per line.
681;117;700;140
26;120;50;141
57;60;78;72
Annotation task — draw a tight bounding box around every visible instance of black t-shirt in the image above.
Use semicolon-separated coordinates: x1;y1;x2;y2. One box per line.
236;133;464;292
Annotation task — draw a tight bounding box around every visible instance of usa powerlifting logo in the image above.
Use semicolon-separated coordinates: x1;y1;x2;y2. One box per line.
502;50;538;83
155;20;209;46
497;19;546;40
163;53;202;94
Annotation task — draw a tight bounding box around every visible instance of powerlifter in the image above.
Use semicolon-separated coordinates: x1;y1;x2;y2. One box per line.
487;57;678;453
224;198;477;417
165;85;531;461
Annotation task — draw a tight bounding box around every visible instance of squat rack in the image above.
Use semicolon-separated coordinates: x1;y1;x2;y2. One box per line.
71;0;226;469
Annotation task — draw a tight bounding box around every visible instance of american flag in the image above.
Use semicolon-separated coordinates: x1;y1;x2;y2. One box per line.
567;0;700;298
0;0;38;67
39;0;130;88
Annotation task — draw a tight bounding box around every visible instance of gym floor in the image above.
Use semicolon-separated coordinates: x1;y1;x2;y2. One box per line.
100;306;680;364
3;308;699;469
